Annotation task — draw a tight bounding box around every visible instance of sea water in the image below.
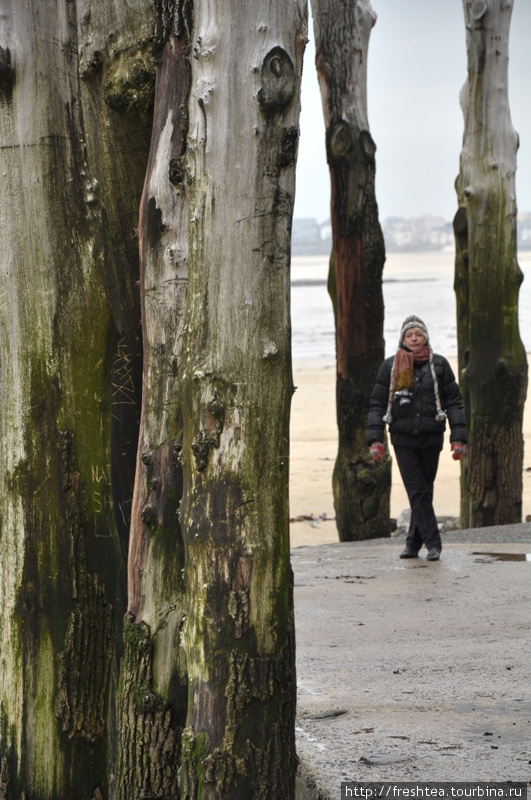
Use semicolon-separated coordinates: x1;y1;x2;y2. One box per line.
291;250;531;367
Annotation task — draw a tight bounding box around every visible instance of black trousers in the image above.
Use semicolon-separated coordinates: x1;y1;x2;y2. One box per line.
394;445;442;552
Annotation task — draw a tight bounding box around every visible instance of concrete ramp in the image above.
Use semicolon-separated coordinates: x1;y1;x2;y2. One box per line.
293;524;531;796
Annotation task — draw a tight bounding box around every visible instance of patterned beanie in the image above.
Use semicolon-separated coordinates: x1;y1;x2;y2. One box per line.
382;315;446;425
399;315;429;346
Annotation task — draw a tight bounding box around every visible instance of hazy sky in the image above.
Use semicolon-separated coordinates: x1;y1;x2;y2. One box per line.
294;0;531;223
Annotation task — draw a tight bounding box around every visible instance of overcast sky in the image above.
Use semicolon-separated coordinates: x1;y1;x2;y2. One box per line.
294;0;531;224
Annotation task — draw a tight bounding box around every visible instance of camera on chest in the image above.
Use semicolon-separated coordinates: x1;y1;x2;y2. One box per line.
394;389;412;407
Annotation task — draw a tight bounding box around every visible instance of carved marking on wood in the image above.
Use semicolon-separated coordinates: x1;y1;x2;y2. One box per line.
112;337;137;420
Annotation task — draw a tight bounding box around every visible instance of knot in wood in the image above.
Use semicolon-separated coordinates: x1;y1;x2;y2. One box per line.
495;359;508;378
471;0;488;20
169;156;185;188
277;126;299;168
258;46;295;115
142;692;158;710
270;55;283;78
328;121;352;161
141;503;158;529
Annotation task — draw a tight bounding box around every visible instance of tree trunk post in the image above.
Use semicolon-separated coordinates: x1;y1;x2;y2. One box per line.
454;0;528;527
0;1;151;795
117;9;191;799
310;0;390;541
177;3;306;797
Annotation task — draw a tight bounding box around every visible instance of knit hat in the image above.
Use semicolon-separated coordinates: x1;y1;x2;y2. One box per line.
383;315;446;425
399;315;430;346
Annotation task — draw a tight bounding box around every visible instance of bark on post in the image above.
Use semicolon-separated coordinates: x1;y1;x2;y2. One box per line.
454;0;527;527
117;8;190;799
0;1;151;795
177;3;307;796
310;0;389;541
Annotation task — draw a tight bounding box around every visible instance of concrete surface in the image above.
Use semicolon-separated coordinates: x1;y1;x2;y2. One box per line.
293;524;531;797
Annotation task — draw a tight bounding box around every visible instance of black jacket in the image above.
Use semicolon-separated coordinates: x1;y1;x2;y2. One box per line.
367;352;468;449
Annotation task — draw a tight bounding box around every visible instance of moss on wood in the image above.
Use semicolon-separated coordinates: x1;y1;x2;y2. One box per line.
117;616;183;800
104;49;155;116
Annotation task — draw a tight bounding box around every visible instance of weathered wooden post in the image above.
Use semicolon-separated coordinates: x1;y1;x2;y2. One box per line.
310;0;390;540
454;0;527;527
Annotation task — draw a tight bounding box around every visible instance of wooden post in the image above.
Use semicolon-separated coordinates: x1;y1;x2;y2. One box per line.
310;0;390;540
454;0;528;527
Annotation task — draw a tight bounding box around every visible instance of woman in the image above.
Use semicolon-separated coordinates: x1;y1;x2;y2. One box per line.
367;315;467;561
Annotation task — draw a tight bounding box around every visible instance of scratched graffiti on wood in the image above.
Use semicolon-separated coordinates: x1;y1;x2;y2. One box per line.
112;337;137;419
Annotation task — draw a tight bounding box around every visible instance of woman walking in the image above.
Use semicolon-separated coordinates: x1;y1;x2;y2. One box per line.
367;315;467;560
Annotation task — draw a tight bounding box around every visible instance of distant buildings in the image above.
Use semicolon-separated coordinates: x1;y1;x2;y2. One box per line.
381;216;453;252
291;218;332;255
292;212;531;255
517;212;531;248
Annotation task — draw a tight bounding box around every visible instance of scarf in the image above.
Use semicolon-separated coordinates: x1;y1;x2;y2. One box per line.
393;345;431;390
383;345;446;425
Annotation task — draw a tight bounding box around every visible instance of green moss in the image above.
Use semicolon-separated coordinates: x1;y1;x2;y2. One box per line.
117;616;183;800
30;629;61;797
104;50;155;116
180;727;211;799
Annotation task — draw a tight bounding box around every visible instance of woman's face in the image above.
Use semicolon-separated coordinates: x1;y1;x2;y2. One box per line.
403;327;426;350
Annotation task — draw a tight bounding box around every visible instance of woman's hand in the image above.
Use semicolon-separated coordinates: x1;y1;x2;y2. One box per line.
451;442;466;461
369;442;384;462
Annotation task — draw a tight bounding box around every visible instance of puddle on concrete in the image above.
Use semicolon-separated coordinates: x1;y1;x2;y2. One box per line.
471;551;531;562
306;709;347;720
359;753;409;765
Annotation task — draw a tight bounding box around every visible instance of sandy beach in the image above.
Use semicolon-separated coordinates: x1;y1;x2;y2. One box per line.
289;363;531;549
